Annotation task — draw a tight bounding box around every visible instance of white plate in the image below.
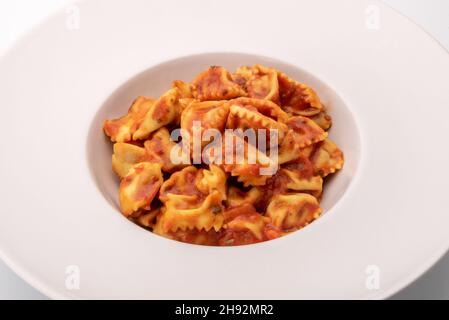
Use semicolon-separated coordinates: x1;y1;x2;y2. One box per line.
0;0;448;299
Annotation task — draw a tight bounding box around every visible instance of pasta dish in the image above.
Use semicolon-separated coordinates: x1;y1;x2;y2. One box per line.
103;64;344;246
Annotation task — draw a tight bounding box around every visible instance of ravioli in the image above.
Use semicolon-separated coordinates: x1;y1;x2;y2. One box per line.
112;128;184;177
143;127;185;173
192;66;246;101
180;100;229;152
112;142;149;178
309;139;344;177
230;97;288;122
235;65;280;104
104;96;154;142
278;116;328;164
172;80;193;99
218;204;282;246
157;165;227;232
133;208;160;229
254;156;322;211
226;186;262;208
103;64;344;246
226;104;288;143
219;133;278;187
308;110;332;131
133;88;181;140
266;193;322;232
119;162;163;217
278;72;323;116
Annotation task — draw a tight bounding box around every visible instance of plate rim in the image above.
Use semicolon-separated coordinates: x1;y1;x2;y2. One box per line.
0;0;448;299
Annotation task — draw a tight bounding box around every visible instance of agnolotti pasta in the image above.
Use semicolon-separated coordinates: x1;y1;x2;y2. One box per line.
234;65;280;104
278;115;328;164
220;133;278;187
218;204;282;246
192;66;246;101
309;110;333;131
112;142;149;178
156;165;227;233
309;138;344;177
133;88;182;140
104;96;154;143
277;71;324;116
226;102;288;143
112;127;184;178
266;193;322;232
143;127;185;173
181;100;230;151
103;64;344;246
119;162;163;217
227;186;262;208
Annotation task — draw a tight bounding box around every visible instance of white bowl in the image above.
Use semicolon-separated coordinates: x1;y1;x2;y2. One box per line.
0;0;449;299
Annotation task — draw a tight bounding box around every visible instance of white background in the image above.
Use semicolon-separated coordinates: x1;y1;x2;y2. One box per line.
0;0;448;299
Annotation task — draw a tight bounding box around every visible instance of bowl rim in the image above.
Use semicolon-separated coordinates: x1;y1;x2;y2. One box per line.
0;0;448;299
